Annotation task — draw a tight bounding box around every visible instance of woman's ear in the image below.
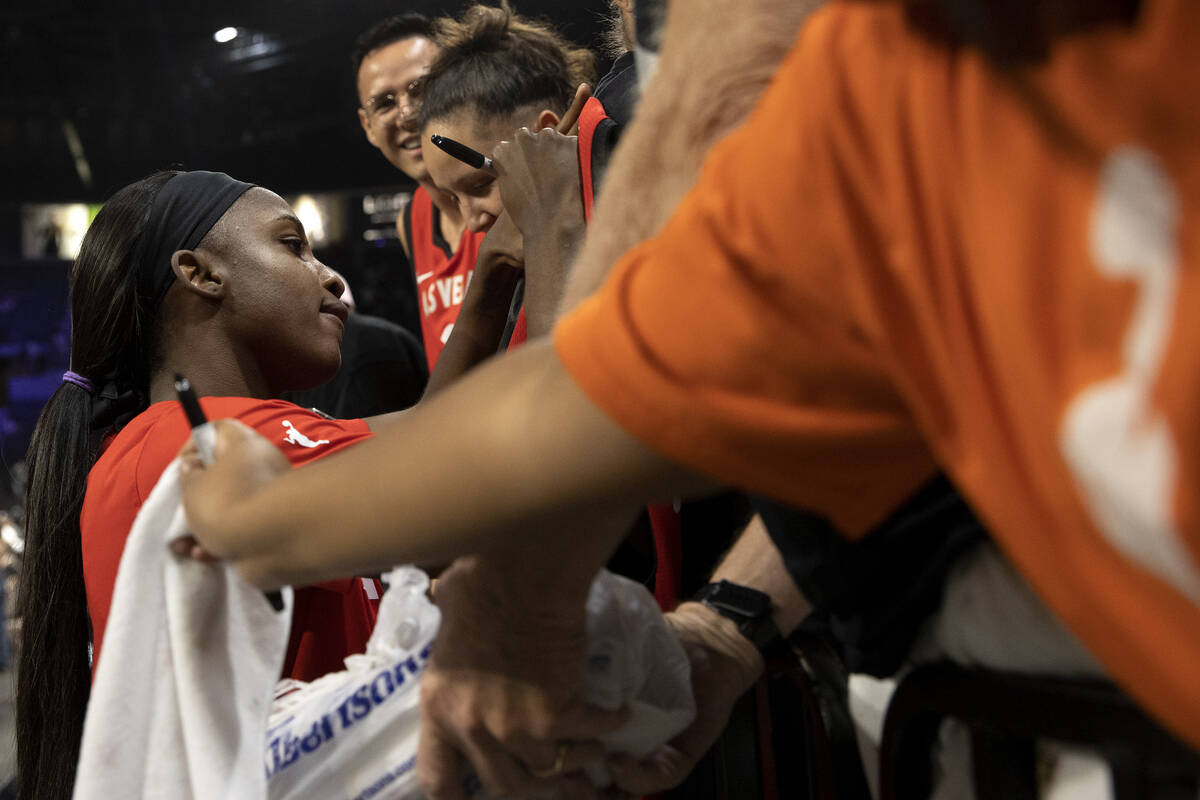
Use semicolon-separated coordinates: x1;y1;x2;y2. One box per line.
171;250;226;300
536;108;561;131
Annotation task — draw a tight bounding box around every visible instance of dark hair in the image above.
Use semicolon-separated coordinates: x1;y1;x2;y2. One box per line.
16;170;179;800
903;0;1141;66
902;0;1141;163
351;13;435;82
417;2;595;130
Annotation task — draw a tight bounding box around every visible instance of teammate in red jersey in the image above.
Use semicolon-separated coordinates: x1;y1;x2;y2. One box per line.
353;15;478;369
416;4;594;344
16;171;399;800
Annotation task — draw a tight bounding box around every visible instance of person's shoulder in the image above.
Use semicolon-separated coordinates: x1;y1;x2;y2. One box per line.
765;2;957;192
219;397;372;460
218;397;346;426
593;51;638;129
396;189;424;258
193;396;336;430
801;2;916;56
88;402;190;504
99;402;188;466
790;3;933;105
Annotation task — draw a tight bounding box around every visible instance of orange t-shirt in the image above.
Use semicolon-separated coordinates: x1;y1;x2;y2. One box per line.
556;0;1200;747
81;397;379;680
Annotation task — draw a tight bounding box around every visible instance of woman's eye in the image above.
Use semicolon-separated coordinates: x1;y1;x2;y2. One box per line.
470;178;494;196
283;238;306;254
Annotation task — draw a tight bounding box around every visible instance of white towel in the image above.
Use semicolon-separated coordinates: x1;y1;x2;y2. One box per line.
74;461;293;800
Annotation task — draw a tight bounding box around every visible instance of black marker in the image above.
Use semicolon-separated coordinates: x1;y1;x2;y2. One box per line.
175;375;215;465
431;134;493;171
497;277;525;353
174;374;285;613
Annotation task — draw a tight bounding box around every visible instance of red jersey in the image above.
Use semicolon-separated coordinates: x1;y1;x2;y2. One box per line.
409;186;484;369
81;397;379;681
578;95;683;610
408;186;528;368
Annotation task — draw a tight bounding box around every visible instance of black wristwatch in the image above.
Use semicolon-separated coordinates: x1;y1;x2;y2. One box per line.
692;580;783;655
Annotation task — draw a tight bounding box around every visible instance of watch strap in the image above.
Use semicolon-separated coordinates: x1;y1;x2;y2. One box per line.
693;580;784;655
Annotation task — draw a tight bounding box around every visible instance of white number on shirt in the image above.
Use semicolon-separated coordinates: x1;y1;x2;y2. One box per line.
1060;145;1200;607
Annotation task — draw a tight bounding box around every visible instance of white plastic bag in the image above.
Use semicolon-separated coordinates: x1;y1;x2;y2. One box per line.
264;567;694;800
577;570;696;787
265;567;438;800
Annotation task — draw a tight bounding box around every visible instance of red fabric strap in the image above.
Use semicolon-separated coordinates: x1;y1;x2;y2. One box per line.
577;96;608;222
648;503;683;611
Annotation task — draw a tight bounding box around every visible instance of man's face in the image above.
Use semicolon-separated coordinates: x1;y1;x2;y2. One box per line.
357;37;438;182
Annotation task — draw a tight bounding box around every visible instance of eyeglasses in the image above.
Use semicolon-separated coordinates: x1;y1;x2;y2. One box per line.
362;80;423;124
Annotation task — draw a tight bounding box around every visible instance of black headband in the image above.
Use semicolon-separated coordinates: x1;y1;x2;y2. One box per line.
135;170;255;312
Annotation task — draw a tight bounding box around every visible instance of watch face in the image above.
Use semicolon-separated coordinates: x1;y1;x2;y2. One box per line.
702;580;771;619
697;581;783;654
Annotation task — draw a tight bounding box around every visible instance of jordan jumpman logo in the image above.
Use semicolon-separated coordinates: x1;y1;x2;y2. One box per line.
281;420;330;448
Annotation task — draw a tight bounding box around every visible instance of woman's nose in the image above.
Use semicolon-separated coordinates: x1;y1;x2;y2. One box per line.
464;201;495;234
319;264;347;299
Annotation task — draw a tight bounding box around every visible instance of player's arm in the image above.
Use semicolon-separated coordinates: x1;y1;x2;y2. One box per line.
423;217;525;397
181;340;713;588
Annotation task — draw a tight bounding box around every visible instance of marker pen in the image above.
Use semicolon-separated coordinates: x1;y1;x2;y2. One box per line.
497;277;525;353
430;134;494;171
174;374;215;465
174;374;285;613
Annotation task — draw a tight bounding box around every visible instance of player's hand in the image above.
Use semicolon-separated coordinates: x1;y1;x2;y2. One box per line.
476;209;525;274
607;602;763;794
492;127;584;240
177;418;290;561
416;555;628;799
491;100;590;337
490;82;588;238
557;83;592;136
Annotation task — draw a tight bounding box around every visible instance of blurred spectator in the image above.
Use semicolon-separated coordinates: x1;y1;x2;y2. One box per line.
283;311;426;419
283;271;427;418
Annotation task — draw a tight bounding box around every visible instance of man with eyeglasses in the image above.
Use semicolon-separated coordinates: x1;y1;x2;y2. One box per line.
353;14;482;369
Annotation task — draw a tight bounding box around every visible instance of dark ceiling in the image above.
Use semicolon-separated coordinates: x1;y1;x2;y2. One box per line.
0;0;612;204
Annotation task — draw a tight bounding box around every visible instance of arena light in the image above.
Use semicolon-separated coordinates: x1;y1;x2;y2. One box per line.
213;26;239;43
20;203;91;259
293;195;326;245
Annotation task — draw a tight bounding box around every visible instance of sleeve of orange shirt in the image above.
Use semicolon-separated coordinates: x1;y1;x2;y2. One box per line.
554;11;938;537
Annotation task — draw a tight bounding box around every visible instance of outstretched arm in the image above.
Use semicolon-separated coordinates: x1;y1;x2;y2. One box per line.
180;342;713;800
180;339;711;589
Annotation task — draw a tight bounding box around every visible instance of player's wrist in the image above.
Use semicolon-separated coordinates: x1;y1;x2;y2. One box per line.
432;556;590;678
670;601;763;690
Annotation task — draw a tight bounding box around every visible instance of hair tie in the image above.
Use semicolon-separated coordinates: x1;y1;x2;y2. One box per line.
62;371;96;394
